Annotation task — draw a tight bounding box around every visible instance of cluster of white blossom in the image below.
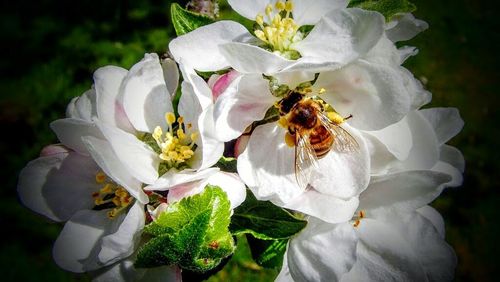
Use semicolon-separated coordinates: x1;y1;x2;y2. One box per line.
18;0;463;281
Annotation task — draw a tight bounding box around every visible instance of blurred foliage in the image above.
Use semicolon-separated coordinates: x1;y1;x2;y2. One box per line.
0;0;498;281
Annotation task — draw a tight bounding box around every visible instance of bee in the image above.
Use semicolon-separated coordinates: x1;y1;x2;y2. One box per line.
277;90;359;190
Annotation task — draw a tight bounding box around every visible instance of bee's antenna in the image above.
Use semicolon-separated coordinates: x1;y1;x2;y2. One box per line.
344;114;353;121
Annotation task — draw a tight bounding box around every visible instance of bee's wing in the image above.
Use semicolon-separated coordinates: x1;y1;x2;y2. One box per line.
295;131;319;190
318;112;360;153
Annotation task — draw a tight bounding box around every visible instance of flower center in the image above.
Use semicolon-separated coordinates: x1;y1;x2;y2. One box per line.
152;112;198;170
254;0;302;59
92;172;133;219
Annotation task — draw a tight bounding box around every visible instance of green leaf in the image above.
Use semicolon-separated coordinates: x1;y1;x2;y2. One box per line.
348;0;416;21
247;235;287;269
136;186;235;272
216;156;237;173
170;3;215;36
230;190;307;240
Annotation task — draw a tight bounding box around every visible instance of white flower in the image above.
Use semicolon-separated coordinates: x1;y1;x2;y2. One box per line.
169;6;385;74
92;257;181;282
278;107;464;281
279;207;456;282
18;145;145;273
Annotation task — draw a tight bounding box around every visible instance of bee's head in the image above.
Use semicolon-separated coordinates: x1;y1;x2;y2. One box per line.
278;90;304;115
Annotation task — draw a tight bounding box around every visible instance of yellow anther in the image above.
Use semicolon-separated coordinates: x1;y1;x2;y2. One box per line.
95;172;106;183
190;132;199;142
359;210;365;219
255;30;267;42
107;210;117;218
353;219;361;228
100;183;114;194
187;123;193;129
275;1;285;11
285;1;294;12
177;116;184;124
318;88;326;95
112;196;121;206
327;112;345;124
177;128;186;140
256;14;264;27
165;112;176;125
284;132;296;147
265;4;273;15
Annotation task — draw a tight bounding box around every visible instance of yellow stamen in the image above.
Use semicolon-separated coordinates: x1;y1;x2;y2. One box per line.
327;112;345;124
95;172;106;183
92;172;133;220
165;112;176;125
275;1;285;11
318;88;326;95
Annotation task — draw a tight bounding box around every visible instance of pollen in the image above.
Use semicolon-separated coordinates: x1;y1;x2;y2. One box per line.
327;111;345;124
352;210;366;228
254;0;302;59
92;172;133;219
285;132;296;147
152;112;198;170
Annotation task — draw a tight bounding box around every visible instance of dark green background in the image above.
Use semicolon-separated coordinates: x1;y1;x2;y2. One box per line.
0;0;498;281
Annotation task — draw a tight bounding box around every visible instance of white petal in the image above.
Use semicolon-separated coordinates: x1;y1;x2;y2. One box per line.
145;168;219;191
98;201;145;265
161;58;179;97
384;212;457;281
360;132;397;175
431;161;463;188
213;74;277;141
386;13;429;42
288;220;357;282
194;105;225;170
440;145;465;173
311;125;370;199
227;0;271;21
66;88;97;121
237;123;302;204
53;209;119;272
82;136;149;204
93;259;180;282
358;170;452;214
315;62;412;131
93;66;129;129
284;190;359;224
50;118;103;155
365;116;413;161
275;253;293;282
122;53;173;133
342;218;427;282
169;21;252;71
292;0;348;26
417;205;445;238
95;120;159;185
203;171;247;209
274;71;316;89
294;8;384;65
219;42;295;74
420;108;464;145
178;62;214;110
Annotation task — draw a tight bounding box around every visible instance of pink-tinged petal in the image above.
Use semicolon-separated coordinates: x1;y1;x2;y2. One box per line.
234;134;250;158
53;209;121;272
66;88;97;121
169;21;252;72
99;201;145;265
93;66;129;130
145;168;219;191
50;118;103;155
121;53;173;133
237;123;302;204
311;125;370;199
288;220;357;282
292;0;348;26
94;120;159;185
40;144;70;157
294;9;384;66
212;70;240;101
82;136;149;204
420;108;464;145
342;218;427;282
213;74;277;141
167;181;203;204
219;42;295;74
284;190;359;223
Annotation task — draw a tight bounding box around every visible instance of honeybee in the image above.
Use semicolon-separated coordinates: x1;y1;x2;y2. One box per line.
277;90;359;190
